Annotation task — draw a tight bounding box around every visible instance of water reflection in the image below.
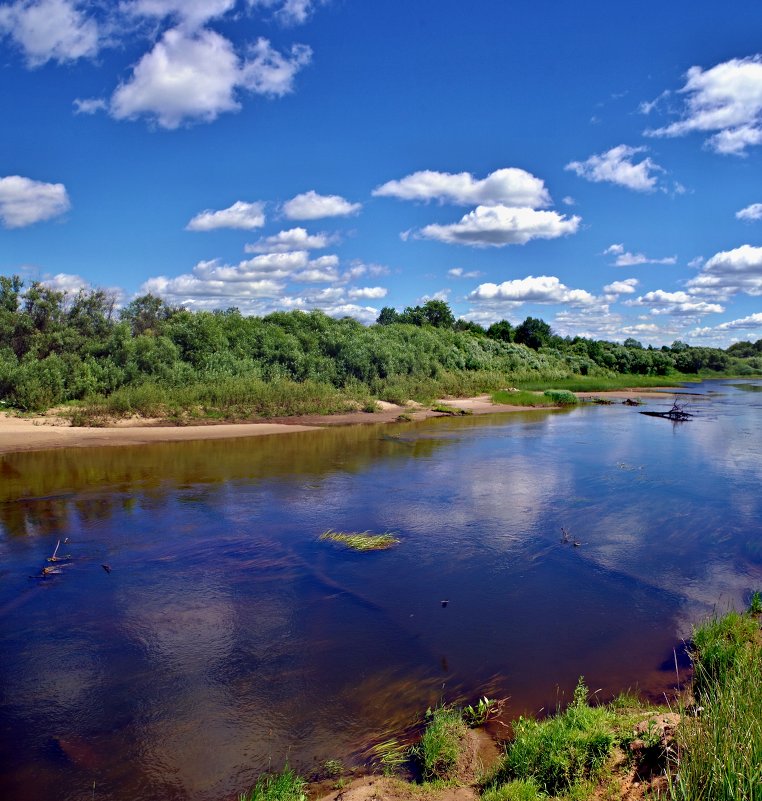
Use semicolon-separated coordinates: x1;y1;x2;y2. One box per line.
1;384;761;801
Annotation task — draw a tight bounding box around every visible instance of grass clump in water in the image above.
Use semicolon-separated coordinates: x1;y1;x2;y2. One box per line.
667;609;762;801
238;766;306;801
414;706;468;783
485;678;615;798
542;389;578;406
319;529;400;551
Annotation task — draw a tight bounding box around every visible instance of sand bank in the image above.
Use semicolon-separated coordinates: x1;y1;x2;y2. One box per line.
0;388;675;455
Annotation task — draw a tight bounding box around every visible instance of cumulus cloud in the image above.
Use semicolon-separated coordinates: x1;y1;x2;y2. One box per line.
565;145;664;192
687;244;762;298
73;97;107;114
282;190;361;220
603;243;677;267
40;272;90;293
0;174;70;228
244;227;332;253
468;275;596;306
416;205;580;247
0;0;100;66
372;167;551;208
645;56;762;155
110;28;311;128
625;289;724;316
603;278;638;294
736;203;762;221
186;200;265;231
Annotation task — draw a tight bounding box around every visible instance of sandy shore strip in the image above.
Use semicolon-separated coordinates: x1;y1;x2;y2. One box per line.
0;388;678;454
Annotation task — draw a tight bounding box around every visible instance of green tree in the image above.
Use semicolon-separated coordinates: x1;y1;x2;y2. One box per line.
486;319;514;342
514;317;552;350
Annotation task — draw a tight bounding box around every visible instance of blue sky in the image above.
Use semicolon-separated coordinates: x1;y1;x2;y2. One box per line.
2;0;762;346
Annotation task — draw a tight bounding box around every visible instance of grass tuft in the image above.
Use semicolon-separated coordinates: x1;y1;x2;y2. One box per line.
542;389;578;406
414;706;468;783
319;529;400;551
238;767;306;801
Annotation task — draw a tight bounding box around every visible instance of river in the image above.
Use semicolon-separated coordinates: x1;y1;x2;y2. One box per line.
1;380;760;800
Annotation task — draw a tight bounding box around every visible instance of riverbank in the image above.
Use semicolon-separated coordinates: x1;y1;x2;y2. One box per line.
243;606;762;801
0;388;678;454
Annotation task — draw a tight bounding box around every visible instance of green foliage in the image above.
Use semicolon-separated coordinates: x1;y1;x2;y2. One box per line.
690;610;759;699
542;389;578;405
489;678;615;797
0;274;758;419
462;696;498;727
668;611;762;801
491;390;556;407
238;767;306;801
415;706;468;782
748;591;762;615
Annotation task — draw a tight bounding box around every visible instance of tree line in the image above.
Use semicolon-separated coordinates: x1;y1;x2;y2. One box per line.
0;276;759;412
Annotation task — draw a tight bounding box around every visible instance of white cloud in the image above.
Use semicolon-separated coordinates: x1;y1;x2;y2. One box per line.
347;286;387;300
40;272;90;293
565;145;664;192
562;196;576;206
468;275;596;306
603;243;677;267
603;278;638;294
687;244;762;298
688;256;705;269
372;167;551;208
240;36;312;96
416;205;580;247
244;227;332;253
186;200;265;231
0;174;70;228
248;0;322;26
73;97;107;114
282;190;361;220
625;289;724;316
110;28;311;128
736;203;762;221
420;289;450;303
690;312;762;336
121;0;236;27
447;267;482;279
645;56;762;155
0;0;99;66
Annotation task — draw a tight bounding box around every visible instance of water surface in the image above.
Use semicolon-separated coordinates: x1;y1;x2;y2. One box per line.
1;380;761;800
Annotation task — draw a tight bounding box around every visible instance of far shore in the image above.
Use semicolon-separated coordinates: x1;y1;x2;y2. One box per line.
0;388;680;455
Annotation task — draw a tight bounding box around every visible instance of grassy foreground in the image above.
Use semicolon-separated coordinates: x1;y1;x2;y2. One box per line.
236;603;761;801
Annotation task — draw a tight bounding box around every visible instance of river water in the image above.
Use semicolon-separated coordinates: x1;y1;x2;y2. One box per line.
1;380;761;800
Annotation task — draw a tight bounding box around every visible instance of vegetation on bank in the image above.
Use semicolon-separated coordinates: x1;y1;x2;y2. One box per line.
238;603;761;801
1;276;760;418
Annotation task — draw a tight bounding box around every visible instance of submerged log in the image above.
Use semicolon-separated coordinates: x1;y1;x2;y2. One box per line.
640;399;693;421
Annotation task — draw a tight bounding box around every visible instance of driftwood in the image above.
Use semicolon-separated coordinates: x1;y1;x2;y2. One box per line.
640;399;693;422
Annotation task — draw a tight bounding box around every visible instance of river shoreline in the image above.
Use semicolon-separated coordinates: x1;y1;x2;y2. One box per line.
0;389;679;454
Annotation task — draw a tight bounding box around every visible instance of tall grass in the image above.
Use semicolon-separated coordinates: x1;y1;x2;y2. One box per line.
668;611;762;801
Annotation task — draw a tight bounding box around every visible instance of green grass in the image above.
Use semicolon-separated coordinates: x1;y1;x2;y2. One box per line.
415;706;468;782
667;610;762;801
481;778;544;801
485;679;616;798
514;374;696;392
491;390;557;407
749;590;762;615
689;610;759;698
430;403;471;416
238;767;307;801
542;389;578;405
319;529;401;551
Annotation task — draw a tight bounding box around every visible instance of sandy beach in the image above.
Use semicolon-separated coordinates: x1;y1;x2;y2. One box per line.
0;389;678;455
